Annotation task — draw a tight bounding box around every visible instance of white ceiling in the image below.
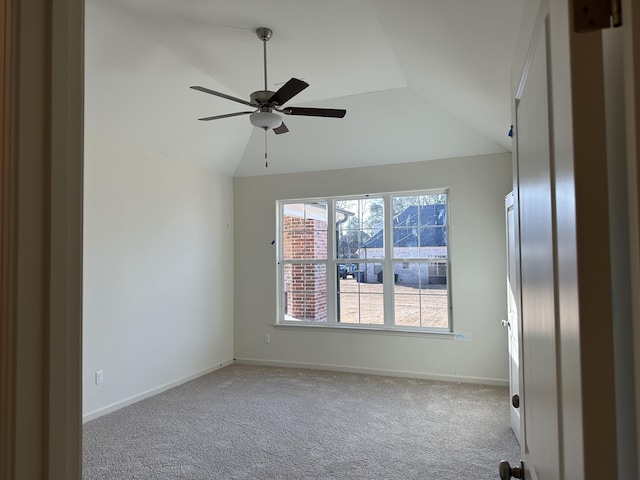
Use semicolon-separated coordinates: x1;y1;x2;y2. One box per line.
85;0;524;177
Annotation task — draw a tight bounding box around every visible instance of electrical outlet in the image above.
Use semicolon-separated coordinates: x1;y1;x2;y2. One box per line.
264;334;270;344
95;370;103;385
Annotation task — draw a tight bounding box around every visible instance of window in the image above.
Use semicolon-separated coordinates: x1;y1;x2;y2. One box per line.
278;191;451;331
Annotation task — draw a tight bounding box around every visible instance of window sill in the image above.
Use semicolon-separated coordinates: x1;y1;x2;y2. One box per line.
273;322;456;339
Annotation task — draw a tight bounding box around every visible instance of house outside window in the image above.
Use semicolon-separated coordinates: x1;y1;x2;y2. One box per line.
277;190;450;331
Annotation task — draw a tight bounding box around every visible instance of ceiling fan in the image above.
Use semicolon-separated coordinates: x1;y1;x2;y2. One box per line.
190;27;346;136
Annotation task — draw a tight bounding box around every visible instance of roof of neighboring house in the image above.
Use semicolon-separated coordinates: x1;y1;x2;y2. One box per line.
361;204;447;248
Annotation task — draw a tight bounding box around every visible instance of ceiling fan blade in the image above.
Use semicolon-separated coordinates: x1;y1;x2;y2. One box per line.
268;78;309;106
273;122;289;135
197;111;254;121
190;86;256;107
283;107;346;118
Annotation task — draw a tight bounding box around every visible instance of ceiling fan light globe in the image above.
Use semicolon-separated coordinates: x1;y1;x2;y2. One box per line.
250;111;282;130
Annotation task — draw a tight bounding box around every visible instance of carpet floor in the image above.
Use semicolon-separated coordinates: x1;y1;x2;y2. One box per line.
83;364;520;479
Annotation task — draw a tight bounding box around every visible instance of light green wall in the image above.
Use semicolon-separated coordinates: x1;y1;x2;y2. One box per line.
233;153;513;383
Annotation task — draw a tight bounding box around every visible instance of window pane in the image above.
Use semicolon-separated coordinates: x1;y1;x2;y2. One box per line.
420;287;448;328
394;294;420;327
283;263;327;322
393;261;448;328
336;261;358;280
392;195;420;216
418;198;447;224
283;203;305;231
354;226;383;262
336;262;383;324
337;293;384;325
392;226;417;258
336;227;366;259
418;226;447;258
283;230;301;259
428;261;448;285
282;202;328;260
283;202;328;229
392;195;447;259
305;230;328;259
336;198;384;260
358;294;384;325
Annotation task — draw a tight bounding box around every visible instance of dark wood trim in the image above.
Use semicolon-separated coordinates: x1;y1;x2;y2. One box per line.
623;0;640;469
1;0;83;477
0;0;16;476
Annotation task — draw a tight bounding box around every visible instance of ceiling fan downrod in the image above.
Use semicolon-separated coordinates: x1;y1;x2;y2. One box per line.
256;27;273;92
257;27;273;167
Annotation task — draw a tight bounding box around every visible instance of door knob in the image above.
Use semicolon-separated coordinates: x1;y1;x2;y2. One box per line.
512;394;520;408
501;319;510;327
499;460;524;479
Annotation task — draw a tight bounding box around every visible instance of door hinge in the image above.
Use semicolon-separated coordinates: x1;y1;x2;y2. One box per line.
573;0;622;32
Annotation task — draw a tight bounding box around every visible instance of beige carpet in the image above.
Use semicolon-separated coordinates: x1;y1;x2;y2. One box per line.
83;364;520;479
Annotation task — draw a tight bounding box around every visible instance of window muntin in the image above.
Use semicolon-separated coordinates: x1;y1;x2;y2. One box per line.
278;191;450;331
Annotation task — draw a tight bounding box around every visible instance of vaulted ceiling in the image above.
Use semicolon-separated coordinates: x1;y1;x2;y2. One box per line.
85;0;524;177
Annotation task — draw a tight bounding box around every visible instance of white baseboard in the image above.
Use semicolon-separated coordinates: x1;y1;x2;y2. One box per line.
83;358;507;423
82;359;234;423
234;358;508;387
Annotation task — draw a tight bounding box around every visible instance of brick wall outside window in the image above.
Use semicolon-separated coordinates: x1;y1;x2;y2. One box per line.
284;215;327;321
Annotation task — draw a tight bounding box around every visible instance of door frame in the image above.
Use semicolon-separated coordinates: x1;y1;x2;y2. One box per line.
549;1;618;476
512;0;621;478
0;0;83;478
622;0;640;471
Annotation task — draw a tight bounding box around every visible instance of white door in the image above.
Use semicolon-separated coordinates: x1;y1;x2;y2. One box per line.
504;192;520;444
509;0;620;479
514;21;560;478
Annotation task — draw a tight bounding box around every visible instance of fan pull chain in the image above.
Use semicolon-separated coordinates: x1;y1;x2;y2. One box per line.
264;128;269;168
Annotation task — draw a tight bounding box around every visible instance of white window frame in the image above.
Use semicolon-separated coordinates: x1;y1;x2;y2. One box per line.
276;189;452;333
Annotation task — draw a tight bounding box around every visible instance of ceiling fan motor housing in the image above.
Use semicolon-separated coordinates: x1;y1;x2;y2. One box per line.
250;90;275;105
